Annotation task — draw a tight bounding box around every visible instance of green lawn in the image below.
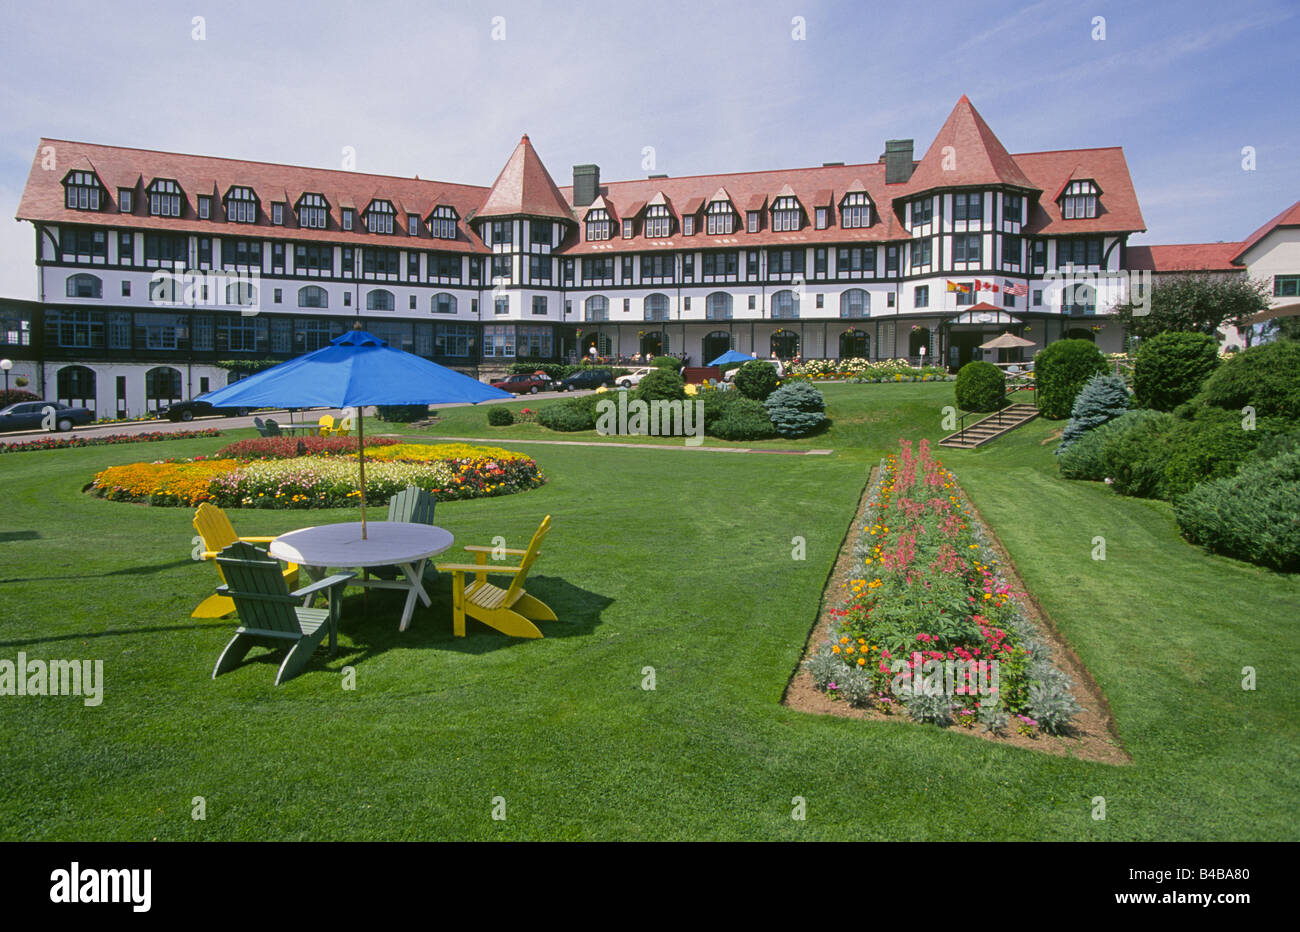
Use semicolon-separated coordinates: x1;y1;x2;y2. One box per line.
1;383;1295;840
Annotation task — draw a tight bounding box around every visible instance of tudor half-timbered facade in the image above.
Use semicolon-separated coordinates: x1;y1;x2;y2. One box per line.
14;96;1149;418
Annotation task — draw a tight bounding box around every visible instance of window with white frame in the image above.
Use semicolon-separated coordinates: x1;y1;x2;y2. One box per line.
841;192;871;229
431;206;457;239
772;196;801;232
1061;180;1099;219
366;200;395;234
148;179;182;217
64;171;102;211
622;219;633;238
909;197;932;226
223;186;257;223
585;208;611;241
706;201;734;235
298;193;328;229
645;205;670;239
953;192;983;222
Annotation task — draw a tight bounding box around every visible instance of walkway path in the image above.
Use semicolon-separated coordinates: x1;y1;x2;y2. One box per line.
398;434;833;456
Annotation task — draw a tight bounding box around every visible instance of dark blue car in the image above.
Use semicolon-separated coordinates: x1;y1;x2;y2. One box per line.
0;401;94;432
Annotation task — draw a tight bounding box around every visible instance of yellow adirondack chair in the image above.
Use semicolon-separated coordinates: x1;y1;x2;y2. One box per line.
191;503;299;618
317;414;335;437
333;416;352;437
438;515;556;638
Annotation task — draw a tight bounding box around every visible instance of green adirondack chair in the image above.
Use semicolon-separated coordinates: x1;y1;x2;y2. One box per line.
212;541;355;685
368;485;438;582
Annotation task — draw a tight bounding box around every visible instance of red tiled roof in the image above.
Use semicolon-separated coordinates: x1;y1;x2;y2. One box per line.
1015;147;1145;235
904;95;1037;194
16;138;490;253
1232;198;1300;263
1127;242;1243;273
476;134;574;221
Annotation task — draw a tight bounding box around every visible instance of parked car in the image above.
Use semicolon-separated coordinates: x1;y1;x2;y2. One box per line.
615;367;654;388
558;368;616;392
158;400;253;422
0;401;94;432
489;373;553;395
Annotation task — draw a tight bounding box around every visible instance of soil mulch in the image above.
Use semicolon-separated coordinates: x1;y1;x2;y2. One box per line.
782;465;1131;765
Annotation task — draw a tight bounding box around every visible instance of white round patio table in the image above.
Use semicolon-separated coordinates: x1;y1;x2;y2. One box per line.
270;522;454;632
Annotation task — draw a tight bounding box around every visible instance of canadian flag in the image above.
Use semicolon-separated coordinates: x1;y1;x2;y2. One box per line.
973;279;1000;293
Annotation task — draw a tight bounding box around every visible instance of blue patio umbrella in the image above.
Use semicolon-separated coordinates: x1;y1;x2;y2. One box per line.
198;326;511;536
708;349;757;367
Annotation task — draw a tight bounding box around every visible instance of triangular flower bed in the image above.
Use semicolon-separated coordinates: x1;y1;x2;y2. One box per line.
785;438;1127;763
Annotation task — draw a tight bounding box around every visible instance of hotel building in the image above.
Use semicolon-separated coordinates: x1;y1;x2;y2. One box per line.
10;96;1155;419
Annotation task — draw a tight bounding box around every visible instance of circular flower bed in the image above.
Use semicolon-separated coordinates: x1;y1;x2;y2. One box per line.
89;443;545;508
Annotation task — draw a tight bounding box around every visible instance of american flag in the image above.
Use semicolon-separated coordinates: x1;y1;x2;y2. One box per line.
1003;280;1029;296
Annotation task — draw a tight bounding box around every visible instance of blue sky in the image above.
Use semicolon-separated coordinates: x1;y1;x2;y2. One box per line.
0;0;1296;298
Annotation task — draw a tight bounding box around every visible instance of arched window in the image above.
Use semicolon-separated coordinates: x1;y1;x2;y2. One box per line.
226;281;257;306
584;295;609;322
702;331;732;365
56;365;96;408
432;292;457;315
367;289;394;311
581;331;613;356
840;288;870;319
840;329;870;359
145;366;182;410
706;292;732;320
298;285;329;309
644;293;669;321
771;290;800;319
65;274;102;299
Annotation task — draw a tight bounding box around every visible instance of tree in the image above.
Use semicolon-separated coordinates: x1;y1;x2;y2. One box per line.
1112;275;1270;341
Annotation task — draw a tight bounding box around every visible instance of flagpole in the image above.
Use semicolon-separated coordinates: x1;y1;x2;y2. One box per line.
357;406;368;539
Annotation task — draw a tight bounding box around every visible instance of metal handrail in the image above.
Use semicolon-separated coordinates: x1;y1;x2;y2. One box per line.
952;384;1034;445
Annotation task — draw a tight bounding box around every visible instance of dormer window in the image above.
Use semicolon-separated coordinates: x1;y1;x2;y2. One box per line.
271;203;284;225
622;219;633;239
683;216;695;235
771;196;801;232
431;206;458;239
148;179;183;217
118;189;133;213
815;207;828;230
342;209;354;231
747;212;760;233
298;193;328;229
585;208;611;241
1061;180;1099;219
407;215;420;236
365;200;395;234
224;186;258;223
645;205;670;239
706;201;735;235
64;171;102;211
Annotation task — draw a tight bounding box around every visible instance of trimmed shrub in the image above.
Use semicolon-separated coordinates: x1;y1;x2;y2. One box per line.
1132;331;1219;411
1034;339;1109;419
650;355;682;370
536;394;603;432
375;404;429;423
487;406;515;426
1160;408;1276;499
1056;374;1131;454
1188;339;1300;421
1174;451;1300;571
508;362;573;381
1101;410;1179;497
734;359;780;401
216;435;399;460
708;396;776;441
1058;409;1165;480
0;388;41;408
953;360;1006;413
763;381;827;437
634;368;686;402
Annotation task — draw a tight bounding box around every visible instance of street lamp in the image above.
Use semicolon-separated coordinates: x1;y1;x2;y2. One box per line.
0;359;11;394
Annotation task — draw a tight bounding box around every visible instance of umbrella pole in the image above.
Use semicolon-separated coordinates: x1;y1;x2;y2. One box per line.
358;407;368;539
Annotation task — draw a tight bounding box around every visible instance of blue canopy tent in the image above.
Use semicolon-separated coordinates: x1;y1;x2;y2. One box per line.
197;327;511;536
707;349;757;367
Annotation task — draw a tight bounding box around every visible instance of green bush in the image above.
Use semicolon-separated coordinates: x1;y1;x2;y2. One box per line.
1034;339;1109;419
734;360;780;401
763;381;827;437
1174;450;1300;571
1132;331;1219;411
508;362;573;381
1188;339;1300;421
488;407;515;426
634;368;686;402
1058;409;1166;480
375;404;429;423
650;356;682;370
1100;411;1178;497
953;361;1006;413
536;395;602;432
1056;374;1130;454
0;388;42;408
709;402;777;441
1160;408;1276;499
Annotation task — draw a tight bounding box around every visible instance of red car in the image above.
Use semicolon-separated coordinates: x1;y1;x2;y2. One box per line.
490;373;552;395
